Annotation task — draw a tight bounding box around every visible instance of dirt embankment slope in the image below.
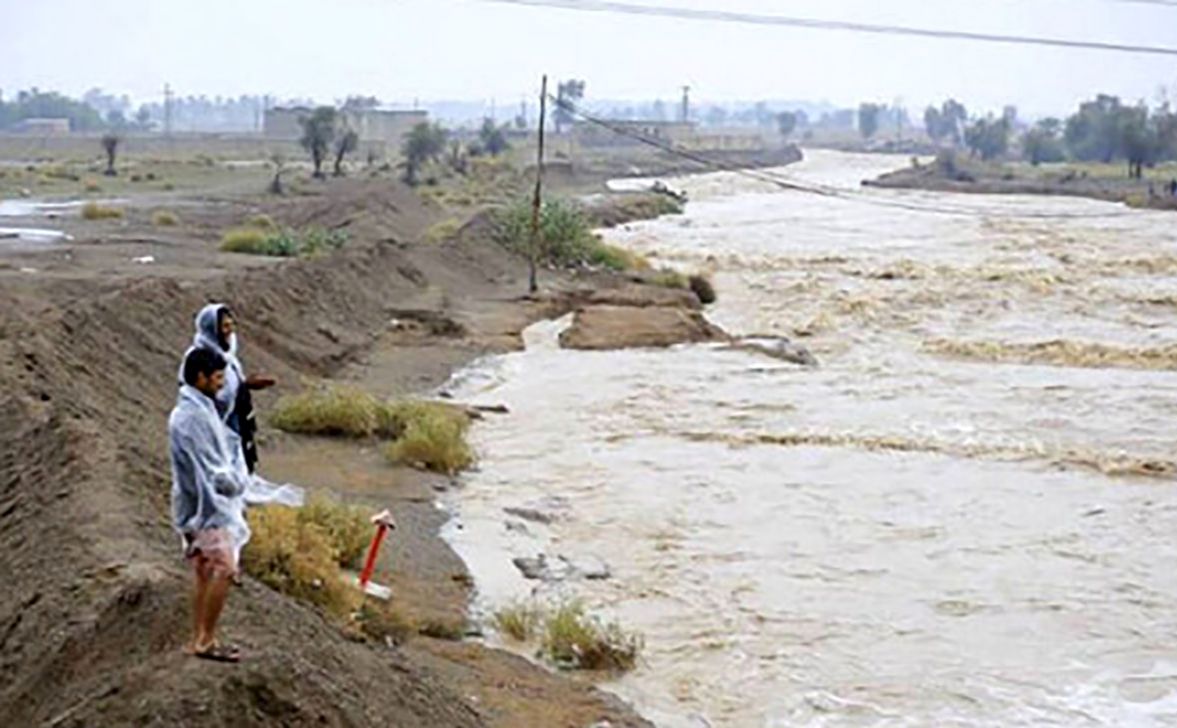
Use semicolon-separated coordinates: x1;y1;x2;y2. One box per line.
0;179;653;727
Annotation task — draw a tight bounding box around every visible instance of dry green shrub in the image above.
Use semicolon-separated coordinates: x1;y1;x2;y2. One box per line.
542;601;643;672
270;385;395;438
220;227;272;253
299;496;373;568
80;201;123;220
271;387;476;474
356;600;416;645
493;600;543;641
243;506;361;619
383;401;474;474
152;210;180;226
220;224;346;257
494;198;647;271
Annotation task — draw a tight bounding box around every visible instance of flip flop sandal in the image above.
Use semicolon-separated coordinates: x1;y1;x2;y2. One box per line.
194;643;241;663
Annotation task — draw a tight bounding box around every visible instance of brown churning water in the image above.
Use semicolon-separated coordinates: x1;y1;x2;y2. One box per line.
444;151;1177;727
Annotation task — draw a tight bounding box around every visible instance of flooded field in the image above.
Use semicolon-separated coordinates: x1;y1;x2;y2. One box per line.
444;150;1177;727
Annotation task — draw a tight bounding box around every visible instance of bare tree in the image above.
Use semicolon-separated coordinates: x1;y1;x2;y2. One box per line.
298;106;337;179
268;152;287;195
333;127;359;177
401;122;447;186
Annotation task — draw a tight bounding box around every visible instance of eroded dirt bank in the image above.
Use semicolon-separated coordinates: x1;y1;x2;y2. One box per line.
0;178;671;727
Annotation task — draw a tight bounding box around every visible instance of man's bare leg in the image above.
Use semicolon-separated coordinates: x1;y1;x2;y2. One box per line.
188;570;210;653
196;573;233;652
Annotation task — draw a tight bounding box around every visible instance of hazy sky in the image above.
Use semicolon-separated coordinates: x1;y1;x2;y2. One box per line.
3;0;1176;117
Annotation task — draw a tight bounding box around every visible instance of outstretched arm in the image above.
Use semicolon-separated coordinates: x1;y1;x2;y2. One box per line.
246;374;276;390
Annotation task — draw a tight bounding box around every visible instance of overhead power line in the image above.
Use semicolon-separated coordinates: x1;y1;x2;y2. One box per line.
476;0;1177;57
1103;0;1177;6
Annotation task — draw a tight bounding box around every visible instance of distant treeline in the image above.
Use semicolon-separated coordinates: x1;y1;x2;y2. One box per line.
0;88;314;133
917;95;1177;176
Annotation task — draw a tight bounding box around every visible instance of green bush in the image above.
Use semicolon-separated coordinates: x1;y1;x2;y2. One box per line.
220;225;347;257
493;600;543;641
220;227;294;256
299;496;373;568
152;210;180;226
243;505;361;619
300;227;349;256
505;212;646;269
384;401;474;474
493;197;640;270
80;201;123;220
270;385;395;437
271;387;475;474
541;601;643;672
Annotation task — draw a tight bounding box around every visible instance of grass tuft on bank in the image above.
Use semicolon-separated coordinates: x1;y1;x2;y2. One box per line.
383;401;474;475
270;385;397;438
492;599;643;672
543;601;643;671
271;385;476;474
493;600;544;641
151;210;180;226
80;201;123;220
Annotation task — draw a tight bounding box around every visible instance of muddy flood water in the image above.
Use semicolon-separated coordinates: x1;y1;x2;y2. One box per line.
443;150;1177;727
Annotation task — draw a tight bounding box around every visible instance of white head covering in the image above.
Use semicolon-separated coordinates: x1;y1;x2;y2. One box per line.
178;303;244;421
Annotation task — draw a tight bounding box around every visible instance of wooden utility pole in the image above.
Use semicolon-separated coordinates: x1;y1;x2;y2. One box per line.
528;75;548;295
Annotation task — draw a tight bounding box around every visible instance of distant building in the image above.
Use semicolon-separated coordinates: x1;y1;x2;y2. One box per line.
571;119;771;152
263;107;428;147
572;119;697;148
11;118;71;135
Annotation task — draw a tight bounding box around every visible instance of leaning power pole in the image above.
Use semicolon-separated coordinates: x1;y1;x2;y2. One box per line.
528;75;548;295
